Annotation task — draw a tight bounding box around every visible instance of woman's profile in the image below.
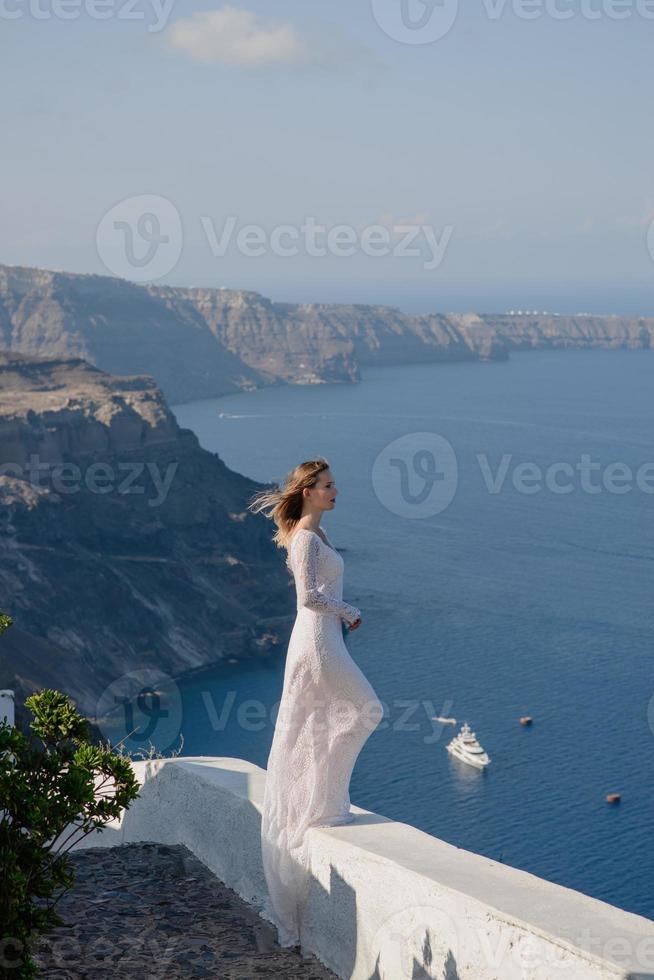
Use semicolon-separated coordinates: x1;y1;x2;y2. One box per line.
248;457;383;949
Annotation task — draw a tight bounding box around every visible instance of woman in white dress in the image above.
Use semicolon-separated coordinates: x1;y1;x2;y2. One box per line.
248;457;383;949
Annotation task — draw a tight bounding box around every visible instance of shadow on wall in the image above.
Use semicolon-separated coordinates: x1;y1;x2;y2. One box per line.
364;942;460;980
320;853;459;980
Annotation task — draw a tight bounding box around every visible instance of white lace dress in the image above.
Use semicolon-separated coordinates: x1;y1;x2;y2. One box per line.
260;527;383;948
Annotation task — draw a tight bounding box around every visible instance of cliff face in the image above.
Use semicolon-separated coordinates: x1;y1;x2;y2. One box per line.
0;353;294;718
1;264;652;408
151;287;508;382
150;285;361;386
0;265;264;404
481;313;654;351
0;264;508;403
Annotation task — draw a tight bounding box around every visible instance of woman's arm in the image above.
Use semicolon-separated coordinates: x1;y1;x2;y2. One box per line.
293;532;361;626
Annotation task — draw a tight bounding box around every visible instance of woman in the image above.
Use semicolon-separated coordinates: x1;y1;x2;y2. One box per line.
248;457;383;949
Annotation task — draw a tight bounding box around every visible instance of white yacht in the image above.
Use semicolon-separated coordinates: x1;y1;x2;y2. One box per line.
446;722;491;769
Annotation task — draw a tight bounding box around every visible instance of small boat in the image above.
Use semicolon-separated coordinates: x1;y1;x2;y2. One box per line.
606;793;621;805
446;722;491;769
519;716;533;726
431;716;457;725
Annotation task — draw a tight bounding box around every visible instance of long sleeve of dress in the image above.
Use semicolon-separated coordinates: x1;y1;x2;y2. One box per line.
292;531;361;626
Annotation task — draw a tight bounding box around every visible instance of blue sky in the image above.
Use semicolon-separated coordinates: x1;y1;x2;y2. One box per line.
3;0;654;313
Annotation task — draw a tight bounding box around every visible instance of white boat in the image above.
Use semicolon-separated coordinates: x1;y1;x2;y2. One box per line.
446;722;491;769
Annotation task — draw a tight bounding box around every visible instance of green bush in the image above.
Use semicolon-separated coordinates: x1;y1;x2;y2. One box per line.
0;655;140;978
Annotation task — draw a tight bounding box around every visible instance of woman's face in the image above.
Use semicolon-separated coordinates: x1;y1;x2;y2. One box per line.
307;468;338;512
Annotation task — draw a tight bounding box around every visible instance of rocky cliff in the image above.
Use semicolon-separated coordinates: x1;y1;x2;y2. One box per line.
0;352;294;720
150;286;507;383
0;264;510;404
480;312;654;352
1;264;651;408
0;265;264;404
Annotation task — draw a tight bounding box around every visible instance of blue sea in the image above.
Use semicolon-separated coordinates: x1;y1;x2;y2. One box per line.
166;349;653;920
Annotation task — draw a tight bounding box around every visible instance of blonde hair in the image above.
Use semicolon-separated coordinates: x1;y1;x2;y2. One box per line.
247;457;331;563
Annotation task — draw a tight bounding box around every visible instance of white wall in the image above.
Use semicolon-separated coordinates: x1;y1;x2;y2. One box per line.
0;689;14;726
75;756;654;980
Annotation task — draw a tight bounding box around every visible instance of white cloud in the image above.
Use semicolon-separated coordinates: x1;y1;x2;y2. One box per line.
166;7;310;68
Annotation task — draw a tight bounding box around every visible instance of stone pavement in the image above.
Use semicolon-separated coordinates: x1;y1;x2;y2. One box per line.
35;842;337;979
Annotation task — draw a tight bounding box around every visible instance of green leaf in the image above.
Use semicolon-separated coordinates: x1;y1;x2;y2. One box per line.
0;611;12;637
1;687;141;976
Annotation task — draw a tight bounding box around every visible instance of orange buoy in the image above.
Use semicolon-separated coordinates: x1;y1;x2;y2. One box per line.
606;793;621;805
519;716;533;726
